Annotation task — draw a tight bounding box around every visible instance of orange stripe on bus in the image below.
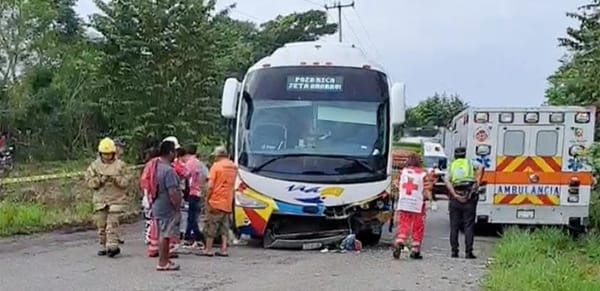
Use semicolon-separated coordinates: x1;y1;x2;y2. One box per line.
483;172;593;185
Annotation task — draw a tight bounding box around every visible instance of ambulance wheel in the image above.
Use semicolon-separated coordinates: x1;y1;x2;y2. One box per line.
356;229;382;246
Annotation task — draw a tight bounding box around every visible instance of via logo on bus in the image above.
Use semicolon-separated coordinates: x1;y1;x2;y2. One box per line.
287;184;344;204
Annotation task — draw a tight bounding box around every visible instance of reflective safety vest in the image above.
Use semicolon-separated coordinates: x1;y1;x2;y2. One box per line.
449;158;475;183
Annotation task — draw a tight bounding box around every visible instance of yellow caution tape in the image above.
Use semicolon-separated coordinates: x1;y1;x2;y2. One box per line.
0;165;144;185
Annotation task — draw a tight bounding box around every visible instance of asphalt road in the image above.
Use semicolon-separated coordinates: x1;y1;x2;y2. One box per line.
0;201;497;291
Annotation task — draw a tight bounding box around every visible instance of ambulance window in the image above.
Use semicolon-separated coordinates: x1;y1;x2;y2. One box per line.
536;131;558;156
503;130;525;156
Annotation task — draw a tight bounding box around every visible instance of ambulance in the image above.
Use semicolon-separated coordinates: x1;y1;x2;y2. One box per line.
448;106;596;232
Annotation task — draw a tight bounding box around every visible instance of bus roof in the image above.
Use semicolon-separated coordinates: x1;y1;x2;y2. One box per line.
248;41;385;73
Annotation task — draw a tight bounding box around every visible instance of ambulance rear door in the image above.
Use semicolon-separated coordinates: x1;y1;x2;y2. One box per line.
494;120;564;215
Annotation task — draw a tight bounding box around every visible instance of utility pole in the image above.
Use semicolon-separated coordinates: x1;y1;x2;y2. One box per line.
325;1;355;42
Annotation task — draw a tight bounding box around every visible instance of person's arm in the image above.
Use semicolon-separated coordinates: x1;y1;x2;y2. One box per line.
423;172;433;201
205;165;217;205
84;164;102;190
114;161;130;189
164;169;181;210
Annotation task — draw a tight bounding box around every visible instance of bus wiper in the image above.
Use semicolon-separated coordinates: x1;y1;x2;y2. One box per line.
250;153;309;173
342;157;376;173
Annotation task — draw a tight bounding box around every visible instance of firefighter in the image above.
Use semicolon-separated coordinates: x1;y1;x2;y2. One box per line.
444;147;484;259
85;137;130;257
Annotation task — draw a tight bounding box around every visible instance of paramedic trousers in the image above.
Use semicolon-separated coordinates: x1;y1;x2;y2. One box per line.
394;209;425;252
449;198;477;254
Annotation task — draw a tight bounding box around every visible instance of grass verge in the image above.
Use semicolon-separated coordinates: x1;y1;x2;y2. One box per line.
483;227;600;291
0;201;94;236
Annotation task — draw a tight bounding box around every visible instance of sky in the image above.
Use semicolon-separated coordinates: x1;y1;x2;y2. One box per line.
75;0;586;107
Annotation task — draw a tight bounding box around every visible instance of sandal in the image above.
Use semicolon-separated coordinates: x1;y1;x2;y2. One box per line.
215;251;229;257
156;262;180;271
196;251;214;257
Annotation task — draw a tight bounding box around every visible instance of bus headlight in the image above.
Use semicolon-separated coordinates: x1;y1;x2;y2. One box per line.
235;192;267;209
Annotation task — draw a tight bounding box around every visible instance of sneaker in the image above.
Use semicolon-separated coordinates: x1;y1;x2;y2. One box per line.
392;243;403;259
97;250;107;256
466;252;477;259
409;251;423;260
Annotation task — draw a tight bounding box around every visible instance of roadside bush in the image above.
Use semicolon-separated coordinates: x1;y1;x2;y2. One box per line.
0;169;142;237
483;227;600;291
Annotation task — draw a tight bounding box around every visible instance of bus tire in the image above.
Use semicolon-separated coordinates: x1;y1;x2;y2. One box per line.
356;229;382;246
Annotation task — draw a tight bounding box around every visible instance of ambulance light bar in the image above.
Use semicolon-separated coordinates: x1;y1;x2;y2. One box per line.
474;112;488;123
499;112;513;123
575;112;590;123
550;112;564;123
524;112;539;123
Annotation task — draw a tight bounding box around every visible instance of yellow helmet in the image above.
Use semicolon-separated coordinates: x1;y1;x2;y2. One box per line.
98;137;117;154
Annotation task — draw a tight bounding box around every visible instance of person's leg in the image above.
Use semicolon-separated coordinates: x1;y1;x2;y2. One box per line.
147;218;159;257
184;198;196;243
105;209;122;257
95;208;108;256
157;216;180;270
410;211;425;259
199;211;216;256
188;196;203;244
217;212;230;255
449;200;462;257
393;211;410;259
463;201;477;259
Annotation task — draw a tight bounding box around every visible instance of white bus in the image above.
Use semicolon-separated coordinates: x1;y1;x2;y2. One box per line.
220;41;406;249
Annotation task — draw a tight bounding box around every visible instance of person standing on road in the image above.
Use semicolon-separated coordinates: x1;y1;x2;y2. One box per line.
444;147;484;259
152;140;182;271
198;146;237;257
182;144;208;249
392;153;433;260
142;136;185;257
85;137;130;258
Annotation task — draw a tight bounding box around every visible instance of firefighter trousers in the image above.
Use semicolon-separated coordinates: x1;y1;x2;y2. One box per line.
95;206;122;251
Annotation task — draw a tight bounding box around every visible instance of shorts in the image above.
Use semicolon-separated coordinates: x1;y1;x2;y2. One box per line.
156;214;181;240
204;209;230;238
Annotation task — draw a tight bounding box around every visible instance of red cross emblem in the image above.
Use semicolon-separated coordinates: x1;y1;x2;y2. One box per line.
402;177;418;195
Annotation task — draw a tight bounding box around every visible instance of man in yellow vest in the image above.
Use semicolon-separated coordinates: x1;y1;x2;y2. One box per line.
444;147;484;259
85;137;130;257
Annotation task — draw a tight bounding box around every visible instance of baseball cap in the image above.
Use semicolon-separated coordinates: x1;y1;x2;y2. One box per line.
162;136;181;149
211;145;228;156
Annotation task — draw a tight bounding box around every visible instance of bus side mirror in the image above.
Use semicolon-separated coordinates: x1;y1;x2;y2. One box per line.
221;78;240;119
390;82;406;125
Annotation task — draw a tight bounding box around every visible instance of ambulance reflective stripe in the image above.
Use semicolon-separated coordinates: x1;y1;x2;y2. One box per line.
496;156;561;173
493;185;560;205
493;156;563;206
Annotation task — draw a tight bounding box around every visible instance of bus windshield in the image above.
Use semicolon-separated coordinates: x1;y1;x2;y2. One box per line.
237;66;389;183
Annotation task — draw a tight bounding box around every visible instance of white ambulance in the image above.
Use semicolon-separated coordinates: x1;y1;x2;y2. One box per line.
448;106;596;232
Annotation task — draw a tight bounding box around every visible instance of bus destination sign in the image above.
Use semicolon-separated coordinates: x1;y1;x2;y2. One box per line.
286;76;344;92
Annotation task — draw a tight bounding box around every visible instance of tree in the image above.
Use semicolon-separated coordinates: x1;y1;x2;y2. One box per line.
405;93;468;128
546;1;600;107
546;1;600;138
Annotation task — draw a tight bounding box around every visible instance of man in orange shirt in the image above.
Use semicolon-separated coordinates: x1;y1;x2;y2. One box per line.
198;146;237;257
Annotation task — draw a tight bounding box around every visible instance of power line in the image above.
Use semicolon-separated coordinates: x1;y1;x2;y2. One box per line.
301;0;324;7
325;1;355;42
341;10;366;52
351;5;382;61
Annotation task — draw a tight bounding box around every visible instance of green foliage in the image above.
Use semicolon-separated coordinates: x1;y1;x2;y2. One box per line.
546;1;600;137
0;0;336;163
405;92;468;128
483;227;600;291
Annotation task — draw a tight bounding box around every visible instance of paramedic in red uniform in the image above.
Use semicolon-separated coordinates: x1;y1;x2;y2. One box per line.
392;154;433;259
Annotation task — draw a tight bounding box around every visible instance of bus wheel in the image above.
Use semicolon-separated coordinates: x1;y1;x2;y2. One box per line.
356;228;382;246
262;228;275;249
